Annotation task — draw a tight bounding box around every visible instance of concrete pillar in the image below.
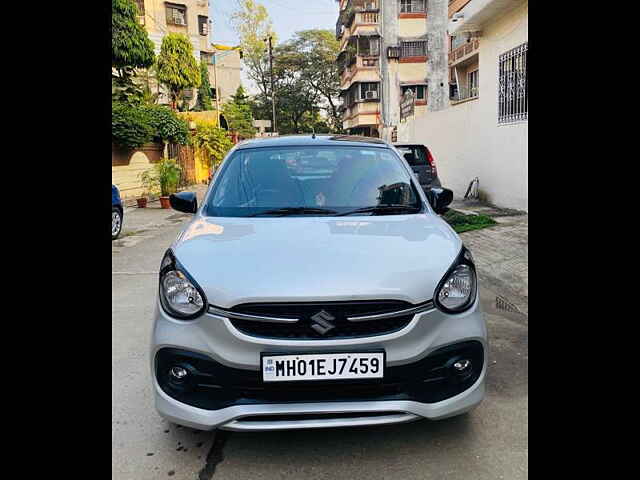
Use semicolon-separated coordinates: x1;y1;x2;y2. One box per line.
426;0;448;112
381;0;400;140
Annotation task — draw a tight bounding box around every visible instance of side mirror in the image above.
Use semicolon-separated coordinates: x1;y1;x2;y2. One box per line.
169;192;198;214
426;187;453;214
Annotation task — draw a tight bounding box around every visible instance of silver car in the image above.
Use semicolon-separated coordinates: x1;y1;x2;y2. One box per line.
151;135;486;432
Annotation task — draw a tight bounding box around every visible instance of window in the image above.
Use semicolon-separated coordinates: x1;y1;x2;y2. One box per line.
498;42;528;123
198;15;208;36
468;70;478;98
401;41;427;57
451;34;467;51
210;87;217;101
360;83;379;100
400;0;425;13
201;52;212;64
358;37;379;56
401;85;426;100
165;3;187;26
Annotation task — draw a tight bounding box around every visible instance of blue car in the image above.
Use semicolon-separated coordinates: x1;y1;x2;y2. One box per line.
112;184;124;240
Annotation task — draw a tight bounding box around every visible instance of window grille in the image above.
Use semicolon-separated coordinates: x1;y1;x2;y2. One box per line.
498;42;528;123
400;0;425;13
401;41;427;57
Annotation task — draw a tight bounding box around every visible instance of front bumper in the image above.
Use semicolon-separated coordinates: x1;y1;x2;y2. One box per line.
151;296;487;431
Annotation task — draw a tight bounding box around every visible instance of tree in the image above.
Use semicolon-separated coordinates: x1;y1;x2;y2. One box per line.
156;33;201;110
111;0;155;74
221;86;256;138
288;30;343;132
195;60;213;111
231;0;276;98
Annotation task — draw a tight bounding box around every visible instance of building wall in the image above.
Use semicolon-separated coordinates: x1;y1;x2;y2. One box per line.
140;0;211;108
208;49;242;104
398;18;426;37
398;1;528;211
112;150;156;200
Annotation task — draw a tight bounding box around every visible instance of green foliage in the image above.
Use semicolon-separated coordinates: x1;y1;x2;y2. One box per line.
442;210;498;233
141;105;189;145
156;33;201;109
231;0;276;97
196;60;213;111
140;158;182;197
111;0;155;70
112;102;189;149
242;29;342;135
221;86;256;138
192;122;234;169
112;101;154;149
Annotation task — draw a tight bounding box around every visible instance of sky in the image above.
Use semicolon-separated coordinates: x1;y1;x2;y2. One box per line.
209;0;340;93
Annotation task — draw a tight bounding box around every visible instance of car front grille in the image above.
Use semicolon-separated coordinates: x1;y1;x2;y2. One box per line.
213;300;432;340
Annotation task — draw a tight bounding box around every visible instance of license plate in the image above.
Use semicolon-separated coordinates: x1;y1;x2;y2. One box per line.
261;352;384;382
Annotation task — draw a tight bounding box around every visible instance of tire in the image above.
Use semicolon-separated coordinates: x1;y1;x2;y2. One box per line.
112;207;123;240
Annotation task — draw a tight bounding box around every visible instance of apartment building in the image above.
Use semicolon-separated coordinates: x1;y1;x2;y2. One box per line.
134;0;240;107
398;0;528;211
335;0;429;138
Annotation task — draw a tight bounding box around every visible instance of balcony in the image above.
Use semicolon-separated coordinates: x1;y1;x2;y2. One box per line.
448;38;479;66
450;85;478;104
340;55;380;87
336;0;380;40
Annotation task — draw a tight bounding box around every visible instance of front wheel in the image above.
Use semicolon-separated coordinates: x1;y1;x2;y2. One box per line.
112;207;123;240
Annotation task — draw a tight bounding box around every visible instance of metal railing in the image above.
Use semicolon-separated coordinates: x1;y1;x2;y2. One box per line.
448;39;479;64
450;86;478;102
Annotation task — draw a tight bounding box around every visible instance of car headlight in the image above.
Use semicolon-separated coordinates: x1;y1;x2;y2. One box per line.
159;250;207;319
434;247;477;313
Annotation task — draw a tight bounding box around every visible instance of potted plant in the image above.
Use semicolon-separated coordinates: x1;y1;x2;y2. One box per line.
139;170;160;208
136;195;148;208
157;157;182;208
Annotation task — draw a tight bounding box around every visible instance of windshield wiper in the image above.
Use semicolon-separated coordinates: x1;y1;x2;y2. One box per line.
248;207;338;217
336;205;422;216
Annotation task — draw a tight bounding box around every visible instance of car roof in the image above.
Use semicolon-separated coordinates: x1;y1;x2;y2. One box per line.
393;143;427;147
235;134;390;150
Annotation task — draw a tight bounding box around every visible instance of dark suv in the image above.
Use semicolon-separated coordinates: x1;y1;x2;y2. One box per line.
394;143;441;190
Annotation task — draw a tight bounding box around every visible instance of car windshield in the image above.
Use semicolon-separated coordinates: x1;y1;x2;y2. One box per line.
205;145;422;217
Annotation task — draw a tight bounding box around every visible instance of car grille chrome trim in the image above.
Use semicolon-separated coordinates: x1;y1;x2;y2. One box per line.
208;306;299;323
347;301;435;322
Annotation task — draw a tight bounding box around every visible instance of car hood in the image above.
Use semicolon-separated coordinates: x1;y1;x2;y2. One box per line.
172;214;461;307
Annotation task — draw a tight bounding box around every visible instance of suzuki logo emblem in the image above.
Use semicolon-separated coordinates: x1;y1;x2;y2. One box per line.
310;310;336;335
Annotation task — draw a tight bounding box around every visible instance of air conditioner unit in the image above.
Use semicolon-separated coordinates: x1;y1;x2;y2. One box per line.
173;16;185;25
201;25;208;35
365;90;378;100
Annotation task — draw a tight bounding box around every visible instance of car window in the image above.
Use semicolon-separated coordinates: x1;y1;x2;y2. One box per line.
206;146;421;217
396;146;427;167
